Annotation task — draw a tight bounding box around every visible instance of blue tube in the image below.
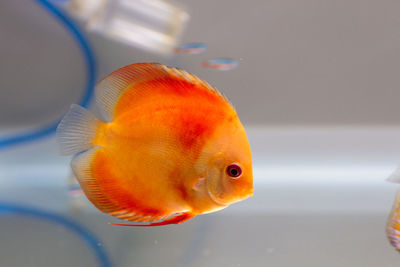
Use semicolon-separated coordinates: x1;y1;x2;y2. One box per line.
0;0;96;150
0;203;111;267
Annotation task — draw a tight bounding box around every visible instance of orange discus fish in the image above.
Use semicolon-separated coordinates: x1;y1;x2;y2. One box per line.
57;63;253;226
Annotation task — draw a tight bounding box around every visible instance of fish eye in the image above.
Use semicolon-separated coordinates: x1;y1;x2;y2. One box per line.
226;164;242;178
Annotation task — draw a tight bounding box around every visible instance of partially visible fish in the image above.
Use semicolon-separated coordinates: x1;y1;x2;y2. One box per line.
56;63;253;226
202;58;238;71
387;190;400;251
174;43;207;54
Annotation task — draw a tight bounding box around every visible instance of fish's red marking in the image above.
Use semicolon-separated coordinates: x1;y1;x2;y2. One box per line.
178;120;210;149
116;77;225;116
117;77;229;153
92;151;162;217
109;212;194;227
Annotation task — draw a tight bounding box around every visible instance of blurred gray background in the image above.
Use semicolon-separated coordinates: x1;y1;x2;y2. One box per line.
2;0;400;127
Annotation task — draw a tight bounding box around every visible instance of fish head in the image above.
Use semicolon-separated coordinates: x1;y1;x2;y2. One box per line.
205;119;253;207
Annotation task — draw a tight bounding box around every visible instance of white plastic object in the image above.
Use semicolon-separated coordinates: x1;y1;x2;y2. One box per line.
68;0;189;55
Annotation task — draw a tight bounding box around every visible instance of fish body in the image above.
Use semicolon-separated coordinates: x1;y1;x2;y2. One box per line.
57;63;253;226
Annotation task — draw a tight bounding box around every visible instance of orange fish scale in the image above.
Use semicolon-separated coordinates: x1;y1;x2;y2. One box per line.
92;149;165;218
114;77;233;154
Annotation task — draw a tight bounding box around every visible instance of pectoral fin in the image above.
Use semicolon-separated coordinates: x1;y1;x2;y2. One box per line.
192;177;206;191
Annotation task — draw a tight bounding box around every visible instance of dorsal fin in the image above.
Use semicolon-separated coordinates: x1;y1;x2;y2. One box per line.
95;63;230;122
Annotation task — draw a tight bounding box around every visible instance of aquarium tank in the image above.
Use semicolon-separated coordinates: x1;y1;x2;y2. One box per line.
1;0;400;266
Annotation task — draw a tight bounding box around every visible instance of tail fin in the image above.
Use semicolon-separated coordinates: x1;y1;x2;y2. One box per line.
387;165;400;184
56;104;100;155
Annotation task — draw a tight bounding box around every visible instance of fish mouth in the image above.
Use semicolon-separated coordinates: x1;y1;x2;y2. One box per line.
207;190;230;207
207;189;253;207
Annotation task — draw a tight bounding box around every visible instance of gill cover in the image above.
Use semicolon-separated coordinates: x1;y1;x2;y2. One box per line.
206;155;232;206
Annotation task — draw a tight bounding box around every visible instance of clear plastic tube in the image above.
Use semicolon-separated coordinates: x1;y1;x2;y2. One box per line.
0;203;111;267
0;0;96;151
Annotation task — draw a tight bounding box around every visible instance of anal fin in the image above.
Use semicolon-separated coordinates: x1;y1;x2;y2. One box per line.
71;146;119;214
109;212;194;227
